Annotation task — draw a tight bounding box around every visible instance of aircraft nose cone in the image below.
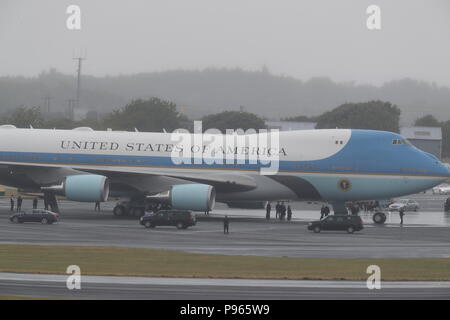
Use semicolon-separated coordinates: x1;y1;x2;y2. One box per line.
430;157;450;178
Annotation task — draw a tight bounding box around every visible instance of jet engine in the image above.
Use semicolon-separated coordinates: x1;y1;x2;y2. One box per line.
147;184;215;211
42;174;109;202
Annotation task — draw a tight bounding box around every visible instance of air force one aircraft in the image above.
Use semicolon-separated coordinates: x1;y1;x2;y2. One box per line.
0;125;448;224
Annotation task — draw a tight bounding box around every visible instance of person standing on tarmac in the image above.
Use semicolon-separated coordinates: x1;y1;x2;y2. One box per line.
32;197;38;209
94;201;101;211
223;215;229;234
10;196;14;212
399;207;405;225
266;202;271;220
16;196;23;212
320;205;325;219
324;205;330;217
445;197;450;212
280;203;287;220
287;205;292;221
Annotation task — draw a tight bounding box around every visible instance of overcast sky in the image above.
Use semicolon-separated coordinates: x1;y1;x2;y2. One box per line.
1;0;449;86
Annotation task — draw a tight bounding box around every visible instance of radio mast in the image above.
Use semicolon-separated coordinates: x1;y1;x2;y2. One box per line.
73;54;86;118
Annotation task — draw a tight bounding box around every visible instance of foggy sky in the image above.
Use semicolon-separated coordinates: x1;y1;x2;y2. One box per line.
1;0;450;86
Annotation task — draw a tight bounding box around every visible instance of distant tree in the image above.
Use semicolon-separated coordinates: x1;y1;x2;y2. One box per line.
201;111;266;132
414;114;441;127
43;117;76;130
103;98;185;132
5;106;44;128
315;101;401;132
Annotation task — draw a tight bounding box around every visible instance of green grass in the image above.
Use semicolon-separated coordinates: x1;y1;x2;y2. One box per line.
1;244;450;281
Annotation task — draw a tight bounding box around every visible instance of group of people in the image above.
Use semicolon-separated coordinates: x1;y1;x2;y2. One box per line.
347;200;381;212
265;202;292;221
10;196;44;212
9;196;23;212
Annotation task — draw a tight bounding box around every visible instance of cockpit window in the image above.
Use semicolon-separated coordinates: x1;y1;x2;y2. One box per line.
392;139;410;145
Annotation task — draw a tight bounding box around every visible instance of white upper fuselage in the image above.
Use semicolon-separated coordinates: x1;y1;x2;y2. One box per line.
0;127;448;202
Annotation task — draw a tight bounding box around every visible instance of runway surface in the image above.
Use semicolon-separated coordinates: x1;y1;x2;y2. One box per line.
1;194;450;258
1;272;450;300
1;192;450;299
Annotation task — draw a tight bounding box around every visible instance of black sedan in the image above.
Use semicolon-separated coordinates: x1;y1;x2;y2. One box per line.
307;215;364;234
10;209;59;224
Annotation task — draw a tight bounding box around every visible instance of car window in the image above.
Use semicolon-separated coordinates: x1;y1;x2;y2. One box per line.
336;217;344;223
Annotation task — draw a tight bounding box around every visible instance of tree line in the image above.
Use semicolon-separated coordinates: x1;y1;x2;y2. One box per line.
2;68;450;124
1;98;448;159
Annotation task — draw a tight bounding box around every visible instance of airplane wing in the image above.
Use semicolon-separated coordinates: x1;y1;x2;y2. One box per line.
0;162;257;194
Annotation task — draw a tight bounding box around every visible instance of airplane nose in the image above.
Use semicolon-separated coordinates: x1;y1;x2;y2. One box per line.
424;152;450;179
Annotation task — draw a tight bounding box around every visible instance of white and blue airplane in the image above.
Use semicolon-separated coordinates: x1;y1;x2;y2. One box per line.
0;125;448;224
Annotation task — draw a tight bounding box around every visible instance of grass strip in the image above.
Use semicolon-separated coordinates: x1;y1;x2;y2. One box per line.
1;244;450;281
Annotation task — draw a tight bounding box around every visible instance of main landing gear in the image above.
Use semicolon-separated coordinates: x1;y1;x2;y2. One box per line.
372;212;387;224
331;202;387;225
44;192;60;213
113;201;145;217
112;198;168;218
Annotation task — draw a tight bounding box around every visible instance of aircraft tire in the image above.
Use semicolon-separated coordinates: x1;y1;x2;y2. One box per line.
113;205;126;217
372;212;386;224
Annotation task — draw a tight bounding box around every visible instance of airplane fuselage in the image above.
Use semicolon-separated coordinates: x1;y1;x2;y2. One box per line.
0;127;447;204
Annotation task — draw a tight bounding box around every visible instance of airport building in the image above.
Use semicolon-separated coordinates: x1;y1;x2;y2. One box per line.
266;121;317;131
400;126;442;159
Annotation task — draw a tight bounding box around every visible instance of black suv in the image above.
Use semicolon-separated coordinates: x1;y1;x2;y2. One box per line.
10;209;59;225
307;215;363;234
140;210;196;229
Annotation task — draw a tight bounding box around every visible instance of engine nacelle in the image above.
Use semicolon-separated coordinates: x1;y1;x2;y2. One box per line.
171;184;216;211
42;174;109;202
147;184;216;211
65;174;109;202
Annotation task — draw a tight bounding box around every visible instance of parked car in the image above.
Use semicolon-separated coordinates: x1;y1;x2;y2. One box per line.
388;199;419;212
139;210;196;229
307;215;364;234
10;209;59;224
432;184;450;195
